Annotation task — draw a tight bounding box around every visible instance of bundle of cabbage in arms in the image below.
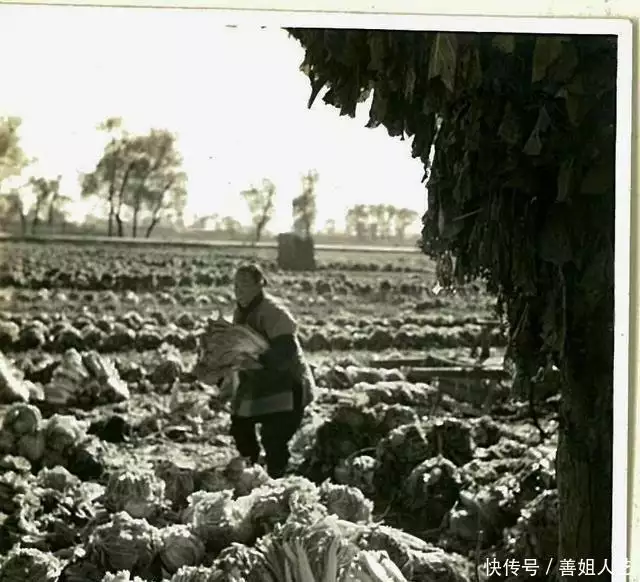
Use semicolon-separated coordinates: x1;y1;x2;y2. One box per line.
192;318;269;387
47;349;129;407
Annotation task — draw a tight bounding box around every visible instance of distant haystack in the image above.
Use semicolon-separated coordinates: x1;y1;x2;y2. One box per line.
276;232;316;271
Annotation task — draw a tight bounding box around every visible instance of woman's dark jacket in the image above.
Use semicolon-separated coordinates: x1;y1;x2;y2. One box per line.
231;292;315;418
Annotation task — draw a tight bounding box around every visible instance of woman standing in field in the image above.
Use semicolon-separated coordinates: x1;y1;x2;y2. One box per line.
225;263;315;478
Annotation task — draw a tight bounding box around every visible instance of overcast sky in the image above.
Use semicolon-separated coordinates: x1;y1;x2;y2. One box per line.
0;5;429;233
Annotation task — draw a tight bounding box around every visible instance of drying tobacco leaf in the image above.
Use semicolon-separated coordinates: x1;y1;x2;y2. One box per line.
491;34;516;54
531;36;566;83
427;33;458;93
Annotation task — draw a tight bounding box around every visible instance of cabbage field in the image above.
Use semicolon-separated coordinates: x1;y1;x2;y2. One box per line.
0;240;559;582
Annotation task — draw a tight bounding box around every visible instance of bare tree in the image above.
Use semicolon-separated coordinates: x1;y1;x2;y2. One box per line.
241;178;276;243
82;120;187;238
29;175;62;234
292;169;318;238
80;117;125;236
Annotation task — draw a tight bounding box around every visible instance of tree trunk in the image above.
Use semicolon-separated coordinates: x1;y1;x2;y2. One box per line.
557;373;612;577
142;179;174;238
107;198;115;237
255;223;264;244
47;192;59;227
557;274;613;580
115;210;124;237
31;205;41;234
145;215;160;238
19;211;27;236
132;205;140;238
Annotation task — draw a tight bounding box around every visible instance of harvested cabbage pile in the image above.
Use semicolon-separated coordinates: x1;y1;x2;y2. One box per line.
100;572;147;582
192;317;268;386
319;481;373;524
86;511;162;575
47;349;129;407
0;547;62;582
183;489;254;550
0;404;87;467
159;525;206;575
0;351;32;403
250;514;411;582
104;468;167;519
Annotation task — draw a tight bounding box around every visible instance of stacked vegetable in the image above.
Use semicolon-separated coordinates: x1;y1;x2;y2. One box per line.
191;317;269;387
48;349;130;407
0;404;88;468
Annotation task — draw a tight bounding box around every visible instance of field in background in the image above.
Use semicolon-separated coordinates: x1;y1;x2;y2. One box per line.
0;238;559;581
0;232;421;255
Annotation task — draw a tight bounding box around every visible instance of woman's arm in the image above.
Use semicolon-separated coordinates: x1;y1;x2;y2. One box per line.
258;301;299;371
258;334;297;370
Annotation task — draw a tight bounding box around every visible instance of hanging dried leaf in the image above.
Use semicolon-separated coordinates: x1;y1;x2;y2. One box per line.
405;65;417;100
369;87;388;125
578;249;611;300
288;31;618;458
455;46;483;94
538;210;573;265
522;107;552;156
531;36;566;83
307;77;325;110
428;33;459;93
580;162;613;195
437;205;446;235
497;103;522;145
557;158;574;202
547;40;580;84
535;106;552;133
566;92;584;126
367;32;387;72
492;34;516;54
568;74;587;94
443;219;465;240
453;163;473;203
523;128;543;156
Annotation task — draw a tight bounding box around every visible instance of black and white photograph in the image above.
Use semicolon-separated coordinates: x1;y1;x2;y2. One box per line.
0;5;633;582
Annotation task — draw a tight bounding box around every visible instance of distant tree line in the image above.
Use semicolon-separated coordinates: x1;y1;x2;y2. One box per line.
1;116;420;243
344;204;419;241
